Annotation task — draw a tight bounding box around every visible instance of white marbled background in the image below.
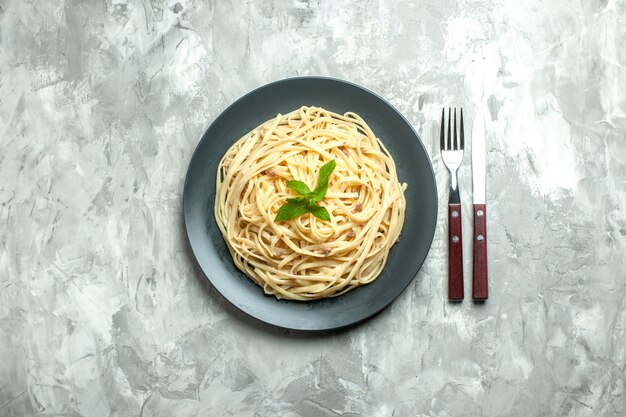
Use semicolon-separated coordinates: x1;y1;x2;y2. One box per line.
1;0;625;416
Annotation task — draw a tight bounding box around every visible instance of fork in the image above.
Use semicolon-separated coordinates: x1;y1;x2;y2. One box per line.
440;107;465;301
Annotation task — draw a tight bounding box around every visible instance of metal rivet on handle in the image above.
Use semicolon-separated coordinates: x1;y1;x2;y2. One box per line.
452;211;459;218
452;235;459;243
477;234;484;241
477;210;484;217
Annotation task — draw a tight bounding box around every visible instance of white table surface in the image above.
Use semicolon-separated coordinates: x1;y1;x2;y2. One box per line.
1;1;625;416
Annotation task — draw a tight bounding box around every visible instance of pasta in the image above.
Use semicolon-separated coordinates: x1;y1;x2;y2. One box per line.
214;106;407;300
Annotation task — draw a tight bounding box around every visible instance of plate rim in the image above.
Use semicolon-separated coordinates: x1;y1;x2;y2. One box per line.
183;75;438;331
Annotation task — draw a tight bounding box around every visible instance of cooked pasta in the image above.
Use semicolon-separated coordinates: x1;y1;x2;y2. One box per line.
214;106;407;300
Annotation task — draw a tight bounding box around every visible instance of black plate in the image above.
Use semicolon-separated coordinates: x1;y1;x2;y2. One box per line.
183;77;437;331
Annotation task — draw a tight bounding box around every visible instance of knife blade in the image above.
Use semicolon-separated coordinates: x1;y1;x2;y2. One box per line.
472;106;488;300
472;108;486;204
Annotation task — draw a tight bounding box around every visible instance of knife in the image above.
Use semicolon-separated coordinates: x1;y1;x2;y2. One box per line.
472;106;488;300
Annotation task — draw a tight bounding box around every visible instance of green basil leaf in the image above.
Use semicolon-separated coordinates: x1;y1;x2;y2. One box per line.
307;203;331;221
311;159;336;202
275;160;336;223
316;160;336;190
286;180;311;196
310;185;328;202
275;200;309;222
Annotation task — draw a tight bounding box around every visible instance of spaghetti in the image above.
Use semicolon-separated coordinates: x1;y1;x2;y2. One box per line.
215;106;407;300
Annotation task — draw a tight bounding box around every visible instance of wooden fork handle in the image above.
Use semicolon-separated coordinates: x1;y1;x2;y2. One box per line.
472;204;488;300
448;203;464;301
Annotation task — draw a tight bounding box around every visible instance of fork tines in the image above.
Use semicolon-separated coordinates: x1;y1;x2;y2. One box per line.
440;107;464;151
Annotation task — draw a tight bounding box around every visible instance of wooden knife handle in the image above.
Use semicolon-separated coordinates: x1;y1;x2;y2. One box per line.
448;203;464;301
472;204;488;300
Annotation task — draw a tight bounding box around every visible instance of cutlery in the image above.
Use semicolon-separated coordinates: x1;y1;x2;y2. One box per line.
472;106;488;300
440;108;464;301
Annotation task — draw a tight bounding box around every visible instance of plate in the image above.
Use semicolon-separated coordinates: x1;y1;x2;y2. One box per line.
183;77;437;331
